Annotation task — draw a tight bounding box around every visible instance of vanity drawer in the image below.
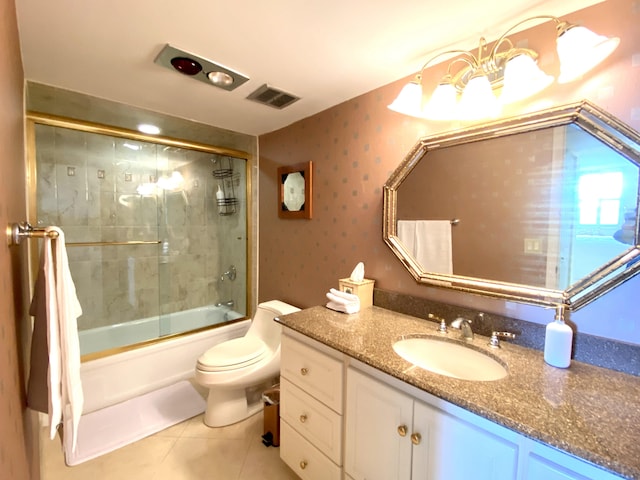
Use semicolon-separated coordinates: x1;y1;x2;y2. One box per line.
281;377;342;464
281;420;341;480
281;334;343;413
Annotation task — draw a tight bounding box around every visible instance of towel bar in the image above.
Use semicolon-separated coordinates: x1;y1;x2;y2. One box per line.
8;222;161;247
8;222;58;245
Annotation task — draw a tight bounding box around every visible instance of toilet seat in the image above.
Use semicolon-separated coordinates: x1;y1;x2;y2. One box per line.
197;336;267;372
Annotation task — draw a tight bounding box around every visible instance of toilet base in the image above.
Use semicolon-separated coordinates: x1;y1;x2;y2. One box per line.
203;387;263;427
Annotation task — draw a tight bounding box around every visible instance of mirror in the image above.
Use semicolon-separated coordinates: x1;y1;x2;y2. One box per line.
383;101;640;310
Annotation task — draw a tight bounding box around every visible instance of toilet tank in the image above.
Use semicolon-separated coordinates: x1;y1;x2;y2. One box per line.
246;300;300;349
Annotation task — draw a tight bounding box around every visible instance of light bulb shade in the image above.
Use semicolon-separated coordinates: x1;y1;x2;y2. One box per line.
556;25;620;83
500;54;554;104
458;75;500;120
422;81;458;121
388;81;423;117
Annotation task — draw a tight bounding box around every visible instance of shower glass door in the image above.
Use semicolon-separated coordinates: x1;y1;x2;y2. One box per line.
29;115;249;356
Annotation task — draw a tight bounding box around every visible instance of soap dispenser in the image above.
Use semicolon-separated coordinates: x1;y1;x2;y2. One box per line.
544;305;573;368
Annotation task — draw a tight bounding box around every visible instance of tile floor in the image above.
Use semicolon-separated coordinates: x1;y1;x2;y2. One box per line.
41;411;299;480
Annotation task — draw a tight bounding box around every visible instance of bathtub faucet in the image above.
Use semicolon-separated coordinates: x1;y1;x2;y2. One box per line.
216;300;235;308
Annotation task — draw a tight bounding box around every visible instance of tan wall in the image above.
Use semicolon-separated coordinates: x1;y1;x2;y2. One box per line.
0;0;39;478
258;0;640;343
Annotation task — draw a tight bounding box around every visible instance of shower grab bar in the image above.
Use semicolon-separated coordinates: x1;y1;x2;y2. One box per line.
8;222;160;247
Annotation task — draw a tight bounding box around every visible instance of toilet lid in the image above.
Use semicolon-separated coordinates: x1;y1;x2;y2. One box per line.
197;336;267;372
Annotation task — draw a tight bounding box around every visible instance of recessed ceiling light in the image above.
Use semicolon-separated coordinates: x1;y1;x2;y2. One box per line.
207;71;234;87
137;124;161;135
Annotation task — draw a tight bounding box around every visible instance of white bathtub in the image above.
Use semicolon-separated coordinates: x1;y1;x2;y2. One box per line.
79;305;245;355
79;305;250;413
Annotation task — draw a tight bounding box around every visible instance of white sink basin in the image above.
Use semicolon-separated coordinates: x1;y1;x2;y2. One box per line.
393;337;507;381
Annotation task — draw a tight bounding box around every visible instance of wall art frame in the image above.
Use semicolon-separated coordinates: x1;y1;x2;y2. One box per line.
278;161;313;219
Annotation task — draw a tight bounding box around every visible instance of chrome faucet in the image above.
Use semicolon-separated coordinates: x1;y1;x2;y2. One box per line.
215;299;235;308
450;317;474;341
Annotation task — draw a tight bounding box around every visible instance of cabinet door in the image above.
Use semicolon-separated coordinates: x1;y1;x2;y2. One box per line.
345;368;414;480
412;400;519;480
522;440;623;480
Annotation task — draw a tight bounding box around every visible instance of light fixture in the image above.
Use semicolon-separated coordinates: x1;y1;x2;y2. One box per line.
389;15;620;121
154;44;250;92
137;123;161;135
170;57;203;76
207;71;234;87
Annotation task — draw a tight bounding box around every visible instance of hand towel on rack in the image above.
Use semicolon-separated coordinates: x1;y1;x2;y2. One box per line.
27;226;83;452
414;220;453;274
397;220;416;257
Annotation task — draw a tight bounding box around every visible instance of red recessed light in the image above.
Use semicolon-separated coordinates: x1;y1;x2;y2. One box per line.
170;57;202;76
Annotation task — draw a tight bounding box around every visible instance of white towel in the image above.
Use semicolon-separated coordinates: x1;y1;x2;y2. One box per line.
397;220;416;256
329;288;359;304
397;220;453;274
326;300;360;314
325;288;360;314
28;227;83;452
414;220;452;274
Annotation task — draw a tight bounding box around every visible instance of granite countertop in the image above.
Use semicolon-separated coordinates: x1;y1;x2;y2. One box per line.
276;305;640;480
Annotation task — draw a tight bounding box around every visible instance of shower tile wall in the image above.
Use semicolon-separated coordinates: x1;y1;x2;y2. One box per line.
35;124;247;332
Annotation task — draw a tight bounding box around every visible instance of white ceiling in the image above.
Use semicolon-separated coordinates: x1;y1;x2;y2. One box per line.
15;0;603;137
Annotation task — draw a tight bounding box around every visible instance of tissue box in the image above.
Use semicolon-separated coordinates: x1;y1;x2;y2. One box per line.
338;278;375;308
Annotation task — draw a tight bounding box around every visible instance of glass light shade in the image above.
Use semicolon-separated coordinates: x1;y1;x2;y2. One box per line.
388;81;423;118
499;54;554;104
556;26;620;83
422;81;458;121
458;75;500;120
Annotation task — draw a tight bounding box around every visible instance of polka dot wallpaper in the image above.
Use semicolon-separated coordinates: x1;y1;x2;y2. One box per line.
259;0;640;344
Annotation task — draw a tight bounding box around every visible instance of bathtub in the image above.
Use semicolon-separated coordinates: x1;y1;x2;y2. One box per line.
79;305;245;355
79;305;250;413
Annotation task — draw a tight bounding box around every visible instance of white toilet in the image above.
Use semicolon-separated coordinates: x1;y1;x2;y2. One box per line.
194;300;300;427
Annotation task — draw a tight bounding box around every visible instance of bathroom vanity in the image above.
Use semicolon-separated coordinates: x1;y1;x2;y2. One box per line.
276;306;640;480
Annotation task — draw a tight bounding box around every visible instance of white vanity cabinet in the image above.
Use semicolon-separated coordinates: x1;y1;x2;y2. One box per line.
345;367;519;480
520;439;624;480
279;332;344;480
279;327;625;480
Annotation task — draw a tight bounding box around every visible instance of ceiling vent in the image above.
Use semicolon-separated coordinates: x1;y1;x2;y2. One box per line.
246;84;300;109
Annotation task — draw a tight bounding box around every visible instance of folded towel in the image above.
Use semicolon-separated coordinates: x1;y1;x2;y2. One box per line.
326;300;360;314
329;288;359;302
327;291;360;306
327;291;350;306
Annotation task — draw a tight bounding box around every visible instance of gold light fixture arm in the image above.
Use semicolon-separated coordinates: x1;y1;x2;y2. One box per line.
415;49;479;84
489;15;561;60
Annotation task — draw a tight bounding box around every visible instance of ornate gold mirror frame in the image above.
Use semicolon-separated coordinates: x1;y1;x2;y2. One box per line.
383;101;640;310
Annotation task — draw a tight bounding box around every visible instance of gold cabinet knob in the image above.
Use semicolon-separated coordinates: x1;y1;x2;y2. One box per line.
299;460;308;470
300;367;308;376
299;414;308;423
411;432;422;445
397;424;408;437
